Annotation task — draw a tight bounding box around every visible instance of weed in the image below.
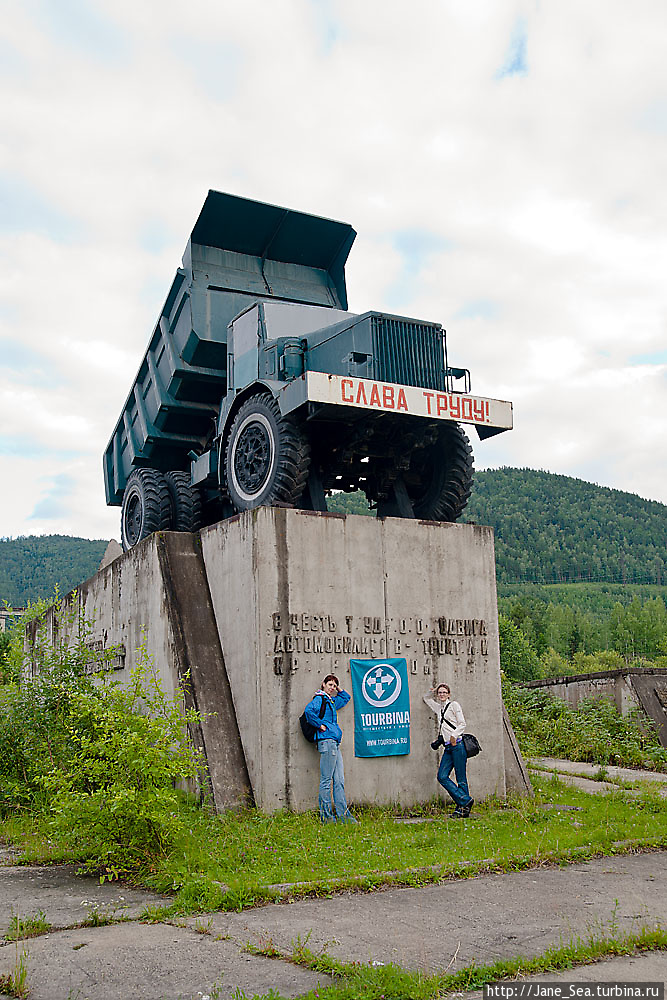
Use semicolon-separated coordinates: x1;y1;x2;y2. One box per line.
5;909;52;941
0;944;29;999
220;886;260;913
244;937;282;959
81;907;116;928
194;917;213;935
172;877;227;915
138;903;173;923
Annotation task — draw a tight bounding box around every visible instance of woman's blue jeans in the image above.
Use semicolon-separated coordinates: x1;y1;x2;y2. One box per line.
437;741;472;808
317;738;351;821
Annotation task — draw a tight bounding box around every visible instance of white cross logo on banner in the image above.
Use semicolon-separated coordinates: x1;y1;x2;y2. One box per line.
367;667;394;699
361;663;402;708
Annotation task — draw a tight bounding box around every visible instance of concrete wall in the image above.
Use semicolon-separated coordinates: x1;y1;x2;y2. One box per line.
0;609;25;632
529;672;637;714
32;509;516;813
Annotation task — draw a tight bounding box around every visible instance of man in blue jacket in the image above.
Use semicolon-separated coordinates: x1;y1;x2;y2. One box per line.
304;673;357;823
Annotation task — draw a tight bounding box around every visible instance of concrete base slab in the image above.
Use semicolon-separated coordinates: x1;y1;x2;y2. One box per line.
530;759;667;797
531;772;663;796
0;865;169;934
215;852;667;973
463;951;667;999
1;850;665;997
0;921;329;1000
532;757;667;784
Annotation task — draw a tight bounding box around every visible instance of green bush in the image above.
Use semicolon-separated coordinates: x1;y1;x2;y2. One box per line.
538;647;571;678
538;647;628;679
326;489;374;516
0;606;205;875
42;663;203;872
0;632;11;684
569;649;627;674
0;598;123;813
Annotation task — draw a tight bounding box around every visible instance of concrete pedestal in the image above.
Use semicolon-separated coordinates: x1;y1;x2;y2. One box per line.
34;509;528;813
201;508;506;811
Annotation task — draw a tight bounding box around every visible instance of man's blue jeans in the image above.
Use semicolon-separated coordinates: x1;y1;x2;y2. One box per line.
437;741;472;808
317;738;351;821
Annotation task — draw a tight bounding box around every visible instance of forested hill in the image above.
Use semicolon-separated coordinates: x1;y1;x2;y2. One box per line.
465;468;667;585
3;468;667;605
0;535;107;608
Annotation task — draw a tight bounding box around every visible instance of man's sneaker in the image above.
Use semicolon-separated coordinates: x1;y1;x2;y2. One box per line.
451;807;465;819
461;798;474;817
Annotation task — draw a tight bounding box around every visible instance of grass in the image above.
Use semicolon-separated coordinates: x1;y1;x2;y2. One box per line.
1;775;666;916
240;922;667;999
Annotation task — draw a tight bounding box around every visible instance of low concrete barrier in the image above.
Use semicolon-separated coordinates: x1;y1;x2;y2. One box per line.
523;668;667;747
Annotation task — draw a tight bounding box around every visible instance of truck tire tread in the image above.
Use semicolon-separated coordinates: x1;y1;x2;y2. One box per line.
120;468;171;550
165;471;202;533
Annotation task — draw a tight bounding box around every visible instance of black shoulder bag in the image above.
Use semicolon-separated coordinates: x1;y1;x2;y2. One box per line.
441;710;482;758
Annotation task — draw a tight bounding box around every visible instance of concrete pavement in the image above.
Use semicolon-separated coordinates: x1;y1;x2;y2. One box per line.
1;851;665;999
2;763;666;1000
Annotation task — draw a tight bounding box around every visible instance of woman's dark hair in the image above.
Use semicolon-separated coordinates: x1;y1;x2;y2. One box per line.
323;673;340;686
436;683;450;695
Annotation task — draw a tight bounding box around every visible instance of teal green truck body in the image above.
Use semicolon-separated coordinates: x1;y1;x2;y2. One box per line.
104;191;512;549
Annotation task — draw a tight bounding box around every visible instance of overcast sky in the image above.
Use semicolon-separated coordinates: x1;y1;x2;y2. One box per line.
1;0;666;541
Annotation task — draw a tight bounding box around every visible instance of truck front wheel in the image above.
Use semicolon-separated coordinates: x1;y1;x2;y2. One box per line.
376;422;474;522
405;421;474;521
120;468;171;550
224;394;310;511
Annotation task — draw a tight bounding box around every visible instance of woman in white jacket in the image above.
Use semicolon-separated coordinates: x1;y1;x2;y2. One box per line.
423;683;474;818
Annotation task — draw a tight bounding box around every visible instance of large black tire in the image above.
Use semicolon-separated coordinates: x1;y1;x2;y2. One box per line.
120;468;171;551
165;471;202;533
377;422;474;522
224;394;310;512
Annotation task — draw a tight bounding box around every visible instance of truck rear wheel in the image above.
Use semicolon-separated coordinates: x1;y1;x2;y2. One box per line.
120;468;171;551
165;471;202;533
224;394;310;511
377;422;474;522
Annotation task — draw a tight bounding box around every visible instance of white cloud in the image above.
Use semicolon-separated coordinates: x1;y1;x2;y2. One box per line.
1;0;667;539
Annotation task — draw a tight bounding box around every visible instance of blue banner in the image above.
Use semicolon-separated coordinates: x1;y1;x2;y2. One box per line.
350;658;410;757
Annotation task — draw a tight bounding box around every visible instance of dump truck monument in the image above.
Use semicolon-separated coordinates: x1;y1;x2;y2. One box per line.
103;191;512;548
36;192;528;812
